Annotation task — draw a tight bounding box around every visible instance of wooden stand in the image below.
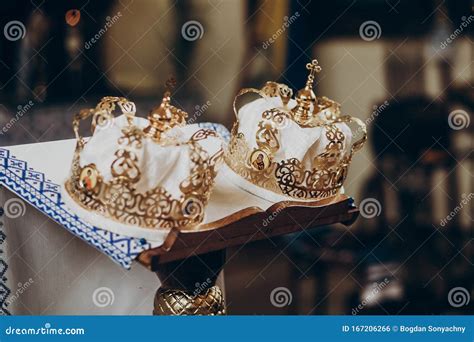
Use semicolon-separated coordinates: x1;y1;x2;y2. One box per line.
153;250;226;315
138;195;359;315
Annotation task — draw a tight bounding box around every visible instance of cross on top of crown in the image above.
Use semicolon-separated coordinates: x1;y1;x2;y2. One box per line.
305;59;322;88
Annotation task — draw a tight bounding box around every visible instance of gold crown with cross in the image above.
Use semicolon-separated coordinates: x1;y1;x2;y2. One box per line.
64;88;223;231
224;59;367;201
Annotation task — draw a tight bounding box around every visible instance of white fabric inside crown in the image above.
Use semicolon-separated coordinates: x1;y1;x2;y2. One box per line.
237;96;353;170
80;115;223;198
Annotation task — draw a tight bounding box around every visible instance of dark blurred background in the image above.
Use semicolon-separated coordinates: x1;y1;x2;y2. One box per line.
0;0;472;315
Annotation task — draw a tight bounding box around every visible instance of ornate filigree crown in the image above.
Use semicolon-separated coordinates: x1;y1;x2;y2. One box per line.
225;59;367;201
64;93;223;232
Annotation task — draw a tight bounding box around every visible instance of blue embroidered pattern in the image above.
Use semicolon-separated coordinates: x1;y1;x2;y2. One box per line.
0;123;230;270
0;204;11;315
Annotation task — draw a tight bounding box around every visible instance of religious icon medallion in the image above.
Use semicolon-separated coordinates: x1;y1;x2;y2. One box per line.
249;149;271;171
79;165;99;191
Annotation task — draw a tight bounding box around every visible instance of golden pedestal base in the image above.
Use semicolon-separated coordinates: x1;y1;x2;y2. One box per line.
154;286;226;315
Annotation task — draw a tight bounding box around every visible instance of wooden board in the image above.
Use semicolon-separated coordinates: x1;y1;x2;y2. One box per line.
138;195;358;270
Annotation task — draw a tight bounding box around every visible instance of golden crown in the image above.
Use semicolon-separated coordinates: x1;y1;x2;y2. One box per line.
64;93;223;230
225;59;367;201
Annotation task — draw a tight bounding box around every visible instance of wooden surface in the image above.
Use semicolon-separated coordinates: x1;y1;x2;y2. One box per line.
138;195;358;270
